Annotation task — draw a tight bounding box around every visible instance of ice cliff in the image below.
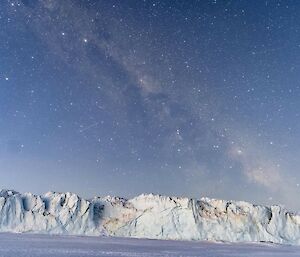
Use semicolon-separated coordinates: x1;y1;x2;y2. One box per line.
0;189;299;245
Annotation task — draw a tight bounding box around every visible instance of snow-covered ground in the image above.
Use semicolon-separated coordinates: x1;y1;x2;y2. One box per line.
0;233;299;257
0;189;300;245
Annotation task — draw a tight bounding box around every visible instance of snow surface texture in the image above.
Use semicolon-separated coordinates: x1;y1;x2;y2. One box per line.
0;233;300;257
0;189;299;245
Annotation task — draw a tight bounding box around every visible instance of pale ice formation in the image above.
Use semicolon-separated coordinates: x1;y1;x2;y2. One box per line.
0;189;299;245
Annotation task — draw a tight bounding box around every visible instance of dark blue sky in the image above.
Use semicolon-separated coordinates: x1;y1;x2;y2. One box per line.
1;0;300;210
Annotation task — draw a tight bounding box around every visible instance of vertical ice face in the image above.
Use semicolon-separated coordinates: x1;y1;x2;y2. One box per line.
0;190;299;245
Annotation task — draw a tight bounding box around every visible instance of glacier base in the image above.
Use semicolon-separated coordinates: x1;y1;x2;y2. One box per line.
0;233;299;257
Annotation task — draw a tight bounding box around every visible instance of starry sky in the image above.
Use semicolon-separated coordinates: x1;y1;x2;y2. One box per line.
1;0;300;210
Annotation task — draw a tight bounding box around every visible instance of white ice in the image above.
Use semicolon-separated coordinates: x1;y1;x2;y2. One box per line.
0;190;299;245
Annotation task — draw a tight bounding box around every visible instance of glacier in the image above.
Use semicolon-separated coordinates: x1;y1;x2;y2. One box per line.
0;189;299;245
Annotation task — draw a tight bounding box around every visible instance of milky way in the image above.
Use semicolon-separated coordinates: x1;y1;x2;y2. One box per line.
0;0;300;210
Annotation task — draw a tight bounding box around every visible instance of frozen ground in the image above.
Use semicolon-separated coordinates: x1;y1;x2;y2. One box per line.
0;233;299;257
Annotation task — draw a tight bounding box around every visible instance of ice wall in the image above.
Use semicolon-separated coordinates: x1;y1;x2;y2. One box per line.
0;190;299;245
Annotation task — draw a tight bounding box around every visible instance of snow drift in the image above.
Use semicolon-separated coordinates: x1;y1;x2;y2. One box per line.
0;189;299;245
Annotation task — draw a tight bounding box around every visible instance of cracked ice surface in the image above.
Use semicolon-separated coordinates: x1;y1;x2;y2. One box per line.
0;233;299;257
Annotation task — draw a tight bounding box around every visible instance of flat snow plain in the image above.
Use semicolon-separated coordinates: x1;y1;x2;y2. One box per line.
0;233;299;257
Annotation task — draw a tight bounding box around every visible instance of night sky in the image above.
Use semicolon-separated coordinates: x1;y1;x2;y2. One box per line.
1;0;300;210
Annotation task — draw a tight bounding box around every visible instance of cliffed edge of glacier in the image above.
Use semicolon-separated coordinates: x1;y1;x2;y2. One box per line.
0;189;299;245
